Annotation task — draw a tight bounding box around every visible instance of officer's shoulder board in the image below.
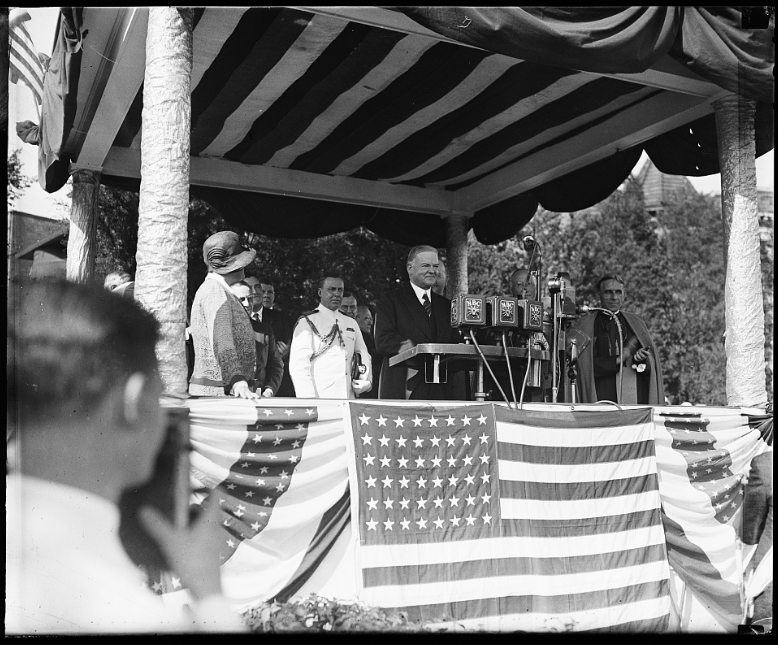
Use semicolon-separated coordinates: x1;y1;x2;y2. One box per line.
293;310;318;327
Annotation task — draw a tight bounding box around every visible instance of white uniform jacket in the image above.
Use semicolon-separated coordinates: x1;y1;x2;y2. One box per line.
289;304;372;399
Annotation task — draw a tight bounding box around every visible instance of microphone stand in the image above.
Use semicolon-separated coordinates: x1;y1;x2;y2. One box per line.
567;339;578;407
551;290;560;403
502;330;518;408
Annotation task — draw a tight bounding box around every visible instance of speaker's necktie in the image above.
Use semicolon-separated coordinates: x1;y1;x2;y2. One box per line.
422;292;432;317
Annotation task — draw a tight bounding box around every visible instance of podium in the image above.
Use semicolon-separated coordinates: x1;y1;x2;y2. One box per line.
389;342;551;401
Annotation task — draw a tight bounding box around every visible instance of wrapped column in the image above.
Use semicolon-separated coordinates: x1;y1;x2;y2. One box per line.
713;94;767;407
135;7;193;397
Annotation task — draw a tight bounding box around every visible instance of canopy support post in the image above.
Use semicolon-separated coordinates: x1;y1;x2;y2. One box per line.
66;170;100;283
136;7;193;398
713;94;767;407
444;214;469;298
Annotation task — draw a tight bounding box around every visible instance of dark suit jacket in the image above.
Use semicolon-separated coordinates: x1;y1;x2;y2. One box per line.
262;307;294;344
374;283;466;400
358;330;380;399
262;307;295;397
743;451;773;548
250;316;284;394
743;450;773;624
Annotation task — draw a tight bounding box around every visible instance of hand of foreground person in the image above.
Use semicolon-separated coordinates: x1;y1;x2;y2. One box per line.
276;341;289;358
230;380;259;399
139;495;224;600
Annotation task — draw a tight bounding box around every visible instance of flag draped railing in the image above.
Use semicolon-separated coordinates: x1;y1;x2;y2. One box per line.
346;403;671;631
151;399;771;633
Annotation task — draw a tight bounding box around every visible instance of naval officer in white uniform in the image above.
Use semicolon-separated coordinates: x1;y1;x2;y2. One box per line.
289;275;372;399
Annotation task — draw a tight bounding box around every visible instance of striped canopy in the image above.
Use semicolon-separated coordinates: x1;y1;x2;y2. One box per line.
36;7;774;245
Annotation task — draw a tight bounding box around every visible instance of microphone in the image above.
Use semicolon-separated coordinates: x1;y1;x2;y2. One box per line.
522;235;538;252
569;339;579;365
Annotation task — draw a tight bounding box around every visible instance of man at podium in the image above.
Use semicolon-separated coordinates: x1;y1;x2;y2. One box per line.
374;245;467;400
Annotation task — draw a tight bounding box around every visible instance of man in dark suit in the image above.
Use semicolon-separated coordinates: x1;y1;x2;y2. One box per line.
246;276;296;397
374;245;466;400
356;304;380;399
229;281;284;397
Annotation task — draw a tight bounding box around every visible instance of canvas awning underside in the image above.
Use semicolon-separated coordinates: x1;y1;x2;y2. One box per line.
33;6;774;246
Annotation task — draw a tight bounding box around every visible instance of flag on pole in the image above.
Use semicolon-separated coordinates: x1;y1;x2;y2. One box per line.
346;402;672;632
9;9;46;106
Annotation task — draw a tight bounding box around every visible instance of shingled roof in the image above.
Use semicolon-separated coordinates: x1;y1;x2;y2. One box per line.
635;157;696;213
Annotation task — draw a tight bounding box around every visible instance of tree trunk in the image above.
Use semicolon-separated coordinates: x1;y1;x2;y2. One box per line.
66;169;100;283
713;94;767;407
445;214;470;297
136;7;193;398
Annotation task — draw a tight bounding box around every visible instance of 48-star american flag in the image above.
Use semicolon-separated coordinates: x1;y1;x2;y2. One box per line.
149;398;770;632
346;403;672;631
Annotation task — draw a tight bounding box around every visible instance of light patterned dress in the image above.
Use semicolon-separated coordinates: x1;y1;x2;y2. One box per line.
188;273;256;396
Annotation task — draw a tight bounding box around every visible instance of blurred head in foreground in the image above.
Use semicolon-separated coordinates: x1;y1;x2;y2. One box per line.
8;278;164;499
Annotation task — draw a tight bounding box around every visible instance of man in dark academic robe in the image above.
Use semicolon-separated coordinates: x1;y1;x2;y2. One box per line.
572;275;664;404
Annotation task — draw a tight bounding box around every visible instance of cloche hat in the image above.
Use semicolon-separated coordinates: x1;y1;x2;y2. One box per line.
202;231;256;275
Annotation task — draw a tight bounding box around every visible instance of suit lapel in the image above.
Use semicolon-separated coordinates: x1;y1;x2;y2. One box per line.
430;292;451;342
404;284;433;341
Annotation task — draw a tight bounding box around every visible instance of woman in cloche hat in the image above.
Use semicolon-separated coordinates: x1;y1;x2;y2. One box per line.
188;231;260;399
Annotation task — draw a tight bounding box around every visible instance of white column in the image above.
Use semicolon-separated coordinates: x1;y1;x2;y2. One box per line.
713;94;767;407
136;7;193;397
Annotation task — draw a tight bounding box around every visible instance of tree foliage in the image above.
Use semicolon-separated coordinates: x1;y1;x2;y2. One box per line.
7;149;33;206
467;179;761;405
93;187;410;315
243;228;409;317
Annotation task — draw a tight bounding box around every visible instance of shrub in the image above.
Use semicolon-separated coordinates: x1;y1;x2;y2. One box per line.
241;594;438;633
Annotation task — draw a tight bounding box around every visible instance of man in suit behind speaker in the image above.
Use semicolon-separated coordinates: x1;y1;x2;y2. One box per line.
374;245;466;400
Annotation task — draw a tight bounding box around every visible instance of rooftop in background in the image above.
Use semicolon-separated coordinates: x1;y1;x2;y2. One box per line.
7;210;69;283
636;158;696;213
